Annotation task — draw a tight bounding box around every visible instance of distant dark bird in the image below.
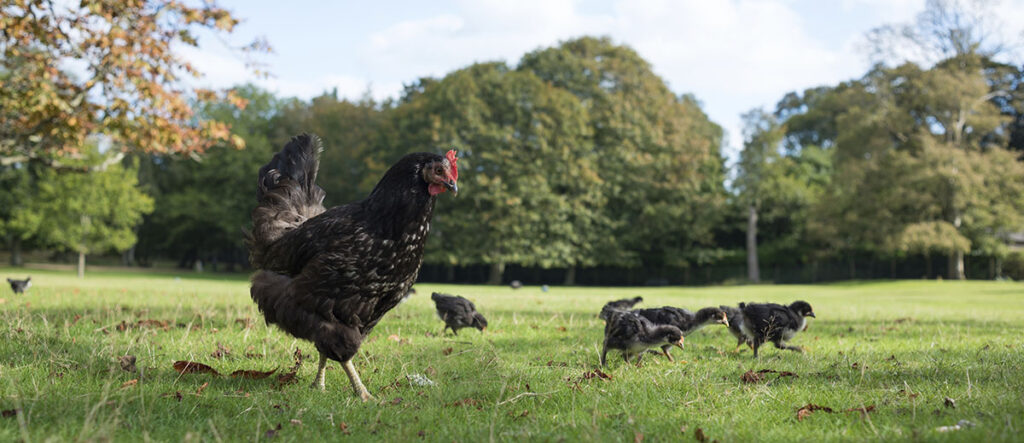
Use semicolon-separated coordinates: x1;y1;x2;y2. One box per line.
509;280;523;289
739;301;816;358
247;134;458;401
720;305;752;351
632;306;729;361
430;292;487;335
598;296;644;321
7;277;31;294
601;310;685;367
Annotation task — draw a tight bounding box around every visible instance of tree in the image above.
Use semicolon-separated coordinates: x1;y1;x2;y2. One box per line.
0;163;40;265
519;37;727;276
735;110;783;283
29;149;154;277
395;62;600;284
0;0;266;165
136;85;278;270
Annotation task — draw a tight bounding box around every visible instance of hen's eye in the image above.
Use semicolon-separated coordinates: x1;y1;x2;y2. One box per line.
435;167;443;175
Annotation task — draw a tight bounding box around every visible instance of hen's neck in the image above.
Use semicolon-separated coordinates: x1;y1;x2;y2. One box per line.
364;178;436;240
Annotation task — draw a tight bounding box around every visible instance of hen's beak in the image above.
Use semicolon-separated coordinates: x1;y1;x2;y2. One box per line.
807;312;816;318
444;179;458;196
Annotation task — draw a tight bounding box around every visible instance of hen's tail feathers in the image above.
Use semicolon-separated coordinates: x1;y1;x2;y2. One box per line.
248;134;327;269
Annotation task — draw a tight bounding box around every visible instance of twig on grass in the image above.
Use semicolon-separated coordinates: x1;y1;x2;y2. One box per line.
497;391;556;406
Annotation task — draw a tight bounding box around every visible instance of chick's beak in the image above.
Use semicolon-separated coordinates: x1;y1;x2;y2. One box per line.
674;338;685;349
721;316;730;327
807;312;816;318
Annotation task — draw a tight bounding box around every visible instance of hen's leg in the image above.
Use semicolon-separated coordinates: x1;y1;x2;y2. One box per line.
342;359;374;402
310;352;327;391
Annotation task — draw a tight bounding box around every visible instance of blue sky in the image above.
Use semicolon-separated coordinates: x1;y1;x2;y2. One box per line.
183;0;1023;160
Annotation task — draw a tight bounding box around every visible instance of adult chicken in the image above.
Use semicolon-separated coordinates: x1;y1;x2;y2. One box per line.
248;134;458;401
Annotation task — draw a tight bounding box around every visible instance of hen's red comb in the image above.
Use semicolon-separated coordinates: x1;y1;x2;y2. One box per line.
446;149;458;180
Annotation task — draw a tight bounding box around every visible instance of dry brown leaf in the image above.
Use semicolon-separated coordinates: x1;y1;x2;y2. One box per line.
634;431;644;443
388;334;401;342
796;403;834;421
290;419;302;426
211;343;231;359
230;369;277;379
119;355;137;372
276;371;298;386
339;422;350;434
120;379;138;389
442;347;453;356
173;360;220;375
265;423;282;438
741;370;763;384
694;427;707;442
195;381;210;396
1;409;18;418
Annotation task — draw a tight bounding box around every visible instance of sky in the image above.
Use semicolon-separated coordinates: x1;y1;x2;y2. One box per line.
183;0;1024;161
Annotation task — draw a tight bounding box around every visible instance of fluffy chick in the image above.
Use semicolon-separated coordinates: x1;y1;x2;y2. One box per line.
739;301;816;358
632;306;729;361
431;292;488;335
601;310;684;367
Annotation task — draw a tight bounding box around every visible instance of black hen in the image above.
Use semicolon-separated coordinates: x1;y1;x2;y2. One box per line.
739;301;815;358
601;311;684;367
719;305;751;351
430;292;487;335
598;296;644;321
7;277;30;294
248;134;458;401
632;306;729;361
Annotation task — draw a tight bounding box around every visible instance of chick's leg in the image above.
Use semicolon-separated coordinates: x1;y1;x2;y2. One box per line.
310;352;327;391
342;359;374;402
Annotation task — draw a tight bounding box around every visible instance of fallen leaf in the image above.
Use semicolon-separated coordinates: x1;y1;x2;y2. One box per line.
161;391;184;402
741;370;763;384
119;355;137;372
120;379;138;389
235;318;253;329
230;369;277;379
2;409;19;418
593;369;612;380
442;347;453;356
173;361;219;375
388;334;401;342
417;430;426;438
694;427;707;442
339;422;350;434
796;404;834;421
265;423;282;438
944;397;956;408
211;343;231;359
290;419;302;426
276;371;298;386
557;326;567;332
195;382;210;396
634;431;644;443
391;397;404;406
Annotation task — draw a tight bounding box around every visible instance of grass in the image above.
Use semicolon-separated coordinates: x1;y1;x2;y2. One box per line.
1;267;1022;442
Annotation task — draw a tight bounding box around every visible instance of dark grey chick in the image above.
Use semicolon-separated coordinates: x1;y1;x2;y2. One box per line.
720;305;751;352
739;301;816;358
600;310;684;367
632;306;729;361
7;277;30;294
431;292;487;335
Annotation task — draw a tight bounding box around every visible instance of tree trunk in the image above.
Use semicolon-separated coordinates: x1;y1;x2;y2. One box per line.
564;266;576;286
122;245;136;267
947;252;965;280
746;204;760;283
9;237;23;267
78;251;86;278
487;262;505;285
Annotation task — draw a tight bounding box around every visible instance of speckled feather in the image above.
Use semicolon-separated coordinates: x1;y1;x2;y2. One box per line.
248;134;450;364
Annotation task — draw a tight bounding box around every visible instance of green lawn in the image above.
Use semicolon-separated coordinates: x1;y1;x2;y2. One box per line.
1;268;1022;442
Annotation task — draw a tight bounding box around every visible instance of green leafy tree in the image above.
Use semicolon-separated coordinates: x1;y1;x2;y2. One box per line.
519;37;727;276
30;149;154;277
395;62;600;284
